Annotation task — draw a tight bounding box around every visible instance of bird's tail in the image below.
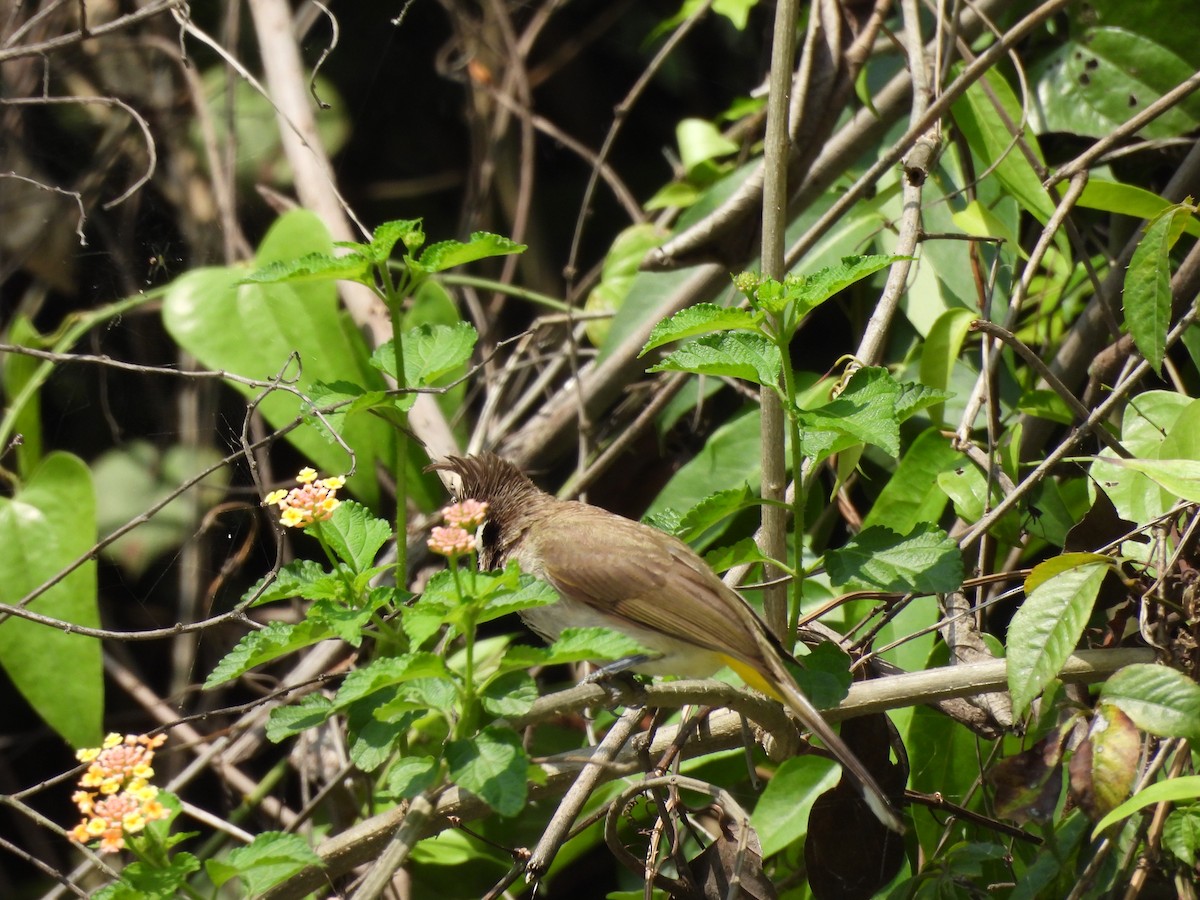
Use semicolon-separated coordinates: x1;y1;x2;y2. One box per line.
722;654;906;834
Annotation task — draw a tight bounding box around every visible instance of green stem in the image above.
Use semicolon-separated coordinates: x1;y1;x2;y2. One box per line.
436;273;572;312
380;263;410;590
776;333;807;653
449;558;479;739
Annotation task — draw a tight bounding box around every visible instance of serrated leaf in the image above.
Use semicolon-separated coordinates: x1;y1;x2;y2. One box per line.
1100;663;1200;742
333;653;451;708
240;251;371;285
480;670;539;717
825;523;963;593
1162;806;1200;865
676;484;759;542
446;725;529;817
499;627;648;672
382;756;440;800
214;832;322;895
415;232;525;273
1007;558;1110;718
205;620;338;688
265;693;335;742
895;381;954;422
98;854;201;900
640;303;760;355
797;366;902;460
780;255;909;318
1124;202;1195;373
703;537;775;573
246;559;346;606
370;322;478;411
648;332;781;387
313;500;391;574
371;218;425;260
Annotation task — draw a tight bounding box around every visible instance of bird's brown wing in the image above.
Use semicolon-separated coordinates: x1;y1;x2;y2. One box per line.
528;506;769;666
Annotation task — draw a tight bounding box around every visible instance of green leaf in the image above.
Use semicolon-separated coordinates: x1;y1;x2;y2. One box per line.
246;559;344;606
1079;181;1200;238
1124;202;1196;373
1033;28;1200;140
382;756;440;800
584;224;669;346
446;725;529;817
675;484;759;542
751;756;840;856
500;627;648;672
797;366;902;460
779;255;909;318
863;428;962;533
0;452;102;747
333;653;451;708
648;332;782;387
825;523;963;593
676;118;739;175
239;250;371;286
370;322;478;411
1068;703;1140;820
313;500;391;574
371;218;425;259
703;537;775;573
480;669;539;717
919;308;977;423
265;693;336;742
953;70;1056;224
1162;806;1200;865
1092;775;1200;837
640;303;760;356
205;620;338;688
1096;457;1200;504
209;832;322;895
415;232;525;273
96;854;201;900
162;211;391;505
1100;663;1200;742
1007;556;1111;718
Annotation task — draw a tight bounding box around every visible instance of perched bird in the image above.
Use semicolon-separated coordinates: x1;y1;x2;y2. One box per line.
429;452;905;833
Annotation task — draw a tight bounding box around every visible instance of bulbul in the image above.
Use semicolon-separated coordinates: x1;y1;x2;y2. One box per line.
429;452;905;833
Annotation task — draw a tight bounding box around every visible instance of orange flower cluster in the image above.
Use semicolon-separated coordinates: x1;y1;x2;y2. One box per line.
68;733;169;854
264;467;346;528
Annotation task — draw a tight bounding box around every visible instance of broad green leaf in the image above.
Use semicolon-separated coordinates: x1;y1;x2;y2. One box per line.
446;725;529;817
500;627;647;672
1079;181;1200;238
703;537;776;573
1008;557;1110;718
919;308;977;423
2;315;43;477
0;452;101;747
781;255;909;318
1024;552;1112;594
1096;457;1200;504
207;832;322;895
1124;202;1196;373
585;224;669;346
415;232;525;273
863;428;962;533
676;118;739;175
313;500;391;574
751;756;839;856
825;523;963;593
640;303;760;355
163;211;391;505
1100;663;1200;742
953;70;1056;224
97;853;201;900
1092;775;1200;837
246;560;344;606
1033;28;1200;140
204;620;338;688
370;322;478;411
952;199;1022;256
648;332;782;387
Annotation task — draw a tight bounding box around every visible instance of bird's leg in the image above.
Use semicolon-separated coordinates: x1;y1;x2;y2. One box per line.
582;655;655;707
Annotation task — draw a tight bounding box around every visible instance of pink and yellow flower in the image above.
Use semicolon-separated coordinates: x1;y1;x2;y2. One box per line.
264;468;346;528
68;733;169;854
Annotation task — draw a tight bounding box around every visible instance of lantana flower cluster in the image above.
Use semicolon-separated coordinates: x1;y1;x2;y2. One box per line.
427;499;489;558
68;733;169;854
264;467;346;528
